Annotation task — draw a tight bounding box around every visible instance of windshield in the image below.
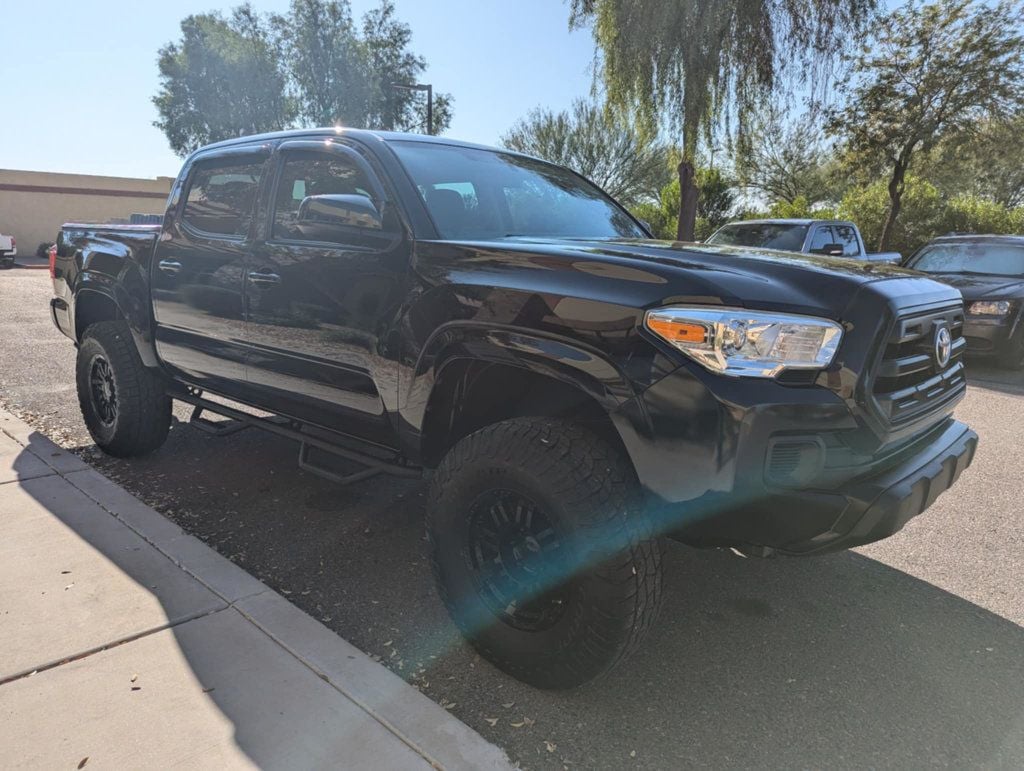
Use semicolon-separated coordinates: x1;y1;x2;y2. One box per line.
909;242;1024;277
389;140;645;241
707;223;809;251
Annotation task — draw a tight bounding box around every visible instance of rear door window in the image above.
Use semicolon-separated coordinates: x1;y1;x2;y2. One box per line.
808;226;835;254
182;159;263;237
833;224;861;256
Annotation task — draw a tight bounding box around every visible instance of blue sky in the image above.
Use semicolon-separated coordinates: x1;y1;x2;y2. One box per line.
1;0;596;179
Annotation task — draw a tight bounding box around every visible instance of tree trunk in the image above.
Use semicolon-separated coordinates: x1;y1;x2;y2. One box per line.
878;161;907;252
676;159;699;241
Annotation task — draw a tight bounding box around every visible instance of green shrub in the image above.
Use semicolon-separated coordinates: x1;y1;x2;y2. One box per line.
629;166;736;241
766;196;836;220
838;176;945;257
937;195;1023;236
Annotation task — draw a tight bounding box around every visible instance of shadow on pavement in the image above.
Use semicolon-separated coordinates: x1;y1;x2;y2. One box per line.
6;433;430;769
964;360;1024;396
54;417;1024;770
587;545;1024;768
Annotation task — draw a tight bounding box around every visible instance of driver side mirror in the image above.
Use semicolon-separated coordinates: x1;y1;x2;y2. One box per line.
298;194;383;231
812;243;845;257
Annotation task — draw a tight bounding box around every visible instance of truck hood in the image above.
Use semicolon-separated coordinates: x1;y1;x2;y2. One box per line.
915;271;1024;302
476;237;945;319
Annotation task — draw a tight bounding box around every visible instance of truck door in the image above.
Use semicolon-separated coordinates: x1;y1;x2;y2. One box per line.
245;140;407;446
151;145;270;395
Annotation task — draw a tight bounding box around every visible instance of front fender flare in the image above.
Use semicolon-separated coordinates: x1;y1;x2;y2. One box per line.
399;322;643;453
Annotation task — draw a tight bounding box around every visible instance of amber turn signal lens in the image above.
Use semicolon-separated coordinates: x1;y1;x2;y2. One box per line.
647;318;706;344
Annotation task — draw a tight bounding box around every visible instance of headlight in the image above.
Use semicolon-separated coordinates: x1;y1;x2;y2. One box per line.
645;307;843;378
967;300;1011;316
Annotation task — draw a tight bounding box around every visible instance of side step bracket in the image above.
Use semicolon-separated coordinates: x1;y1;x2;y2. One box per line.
188;403;251;437
172;388;421;487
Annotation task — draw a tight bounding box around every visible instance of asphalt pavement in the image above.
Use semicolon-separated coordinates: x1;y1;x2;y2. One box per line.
2;265;1022;769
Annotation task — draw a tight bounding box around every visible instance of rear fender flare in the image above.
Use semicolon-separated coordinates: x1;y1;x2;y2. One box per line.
74;271;159;369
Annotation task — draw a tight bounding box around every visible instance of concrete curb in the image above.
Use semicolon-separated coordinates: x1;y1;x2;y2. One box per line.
0;408;512;771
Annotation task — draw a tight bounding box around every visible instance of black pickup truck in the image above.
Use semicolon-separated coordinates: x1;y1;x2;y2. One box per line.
52;129;977;688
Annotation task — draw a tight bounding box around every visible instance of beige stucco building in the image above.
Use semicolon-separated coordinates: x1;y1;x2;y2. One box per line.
0;169;174;255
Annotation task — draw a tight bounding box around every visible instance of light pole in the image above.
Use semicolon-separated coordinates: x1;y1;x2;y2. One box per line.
391;82;433;135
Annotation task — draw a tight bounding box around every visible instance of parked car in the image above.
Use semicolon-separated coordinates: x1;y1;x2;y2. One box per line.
52;129;976;688
0;231;16;268
903;234;1024;368
707;218;902;263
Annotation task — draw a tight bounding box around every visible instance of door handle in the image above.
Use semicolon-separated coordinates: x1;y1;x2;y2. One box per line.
247;269;281;287
158;259;182;276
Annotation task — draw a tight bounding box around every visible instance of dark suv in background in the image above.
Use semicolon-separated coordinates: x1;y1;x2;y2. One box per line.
904;235;1024;369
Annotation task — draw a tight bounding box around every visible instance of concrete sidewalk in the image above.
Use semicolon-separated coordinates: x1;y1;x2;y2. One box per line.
0;408;510;770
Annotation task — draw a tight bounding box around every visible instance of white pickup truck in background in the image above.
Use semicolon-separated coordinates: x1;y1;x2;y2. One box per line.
706;218;903;264
0;232;16;268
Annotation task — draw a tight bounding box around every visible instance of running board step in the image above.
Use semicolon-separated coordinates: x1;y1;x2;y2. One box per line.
298;442;384;486
188;404;251;437
172;389;422;486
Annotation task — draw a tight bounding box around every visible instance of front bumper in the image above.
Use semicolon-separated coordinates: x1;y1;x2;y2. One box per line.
612;352;975;556
657;418;976;555
962;316;1020;359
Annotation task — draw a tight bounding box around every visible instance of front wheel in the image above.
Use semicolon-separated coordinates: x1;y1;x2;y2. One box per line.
427;417;664;689
76;321;171;457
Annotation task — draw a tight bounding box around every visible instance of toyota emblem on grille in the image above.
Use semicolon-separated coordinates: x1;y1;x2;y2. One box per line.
934;326;952;369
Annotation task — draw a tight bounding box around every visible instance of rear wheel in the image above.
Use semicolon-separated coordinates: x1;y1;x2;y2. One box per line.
427;417;664;689
76;321;171;456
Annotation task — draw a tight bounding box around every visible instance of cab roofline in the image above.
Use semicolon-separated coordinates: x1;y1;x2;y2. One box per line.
192;127;542;163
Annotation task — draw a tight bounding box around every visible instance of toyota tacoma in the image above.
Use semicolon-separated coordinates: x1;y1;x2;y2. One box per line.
51;129;977;688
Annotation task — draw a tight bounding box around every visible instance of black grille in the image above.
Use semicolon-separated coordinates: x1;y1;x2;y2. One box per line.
870;304;966;425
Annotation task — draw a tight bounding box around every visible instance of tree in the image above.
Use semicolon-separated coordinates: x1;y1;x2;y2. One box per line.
272;0;368;127
917;116;1024;208
153;5;296;156
360;1;453;133
155;0;453;157
837;175;946;256
829;0;1024;251
734;107;837;207
631;165;737;240
501;99;672;205
569;0;875;241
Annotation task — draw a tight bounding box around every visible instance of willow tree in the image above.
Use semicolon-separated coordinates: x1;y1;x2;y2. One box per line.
501;99;672;206
569;0;875;240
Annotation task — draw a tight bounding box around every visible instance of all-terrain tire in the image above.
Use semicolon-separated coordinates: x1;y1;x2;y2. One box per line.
427;417;664;689
76;321;171;457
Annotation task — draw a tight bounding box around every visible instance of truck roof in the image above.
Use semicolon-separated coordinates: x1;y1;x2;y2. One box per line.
721;218;854;227
196;127;534;161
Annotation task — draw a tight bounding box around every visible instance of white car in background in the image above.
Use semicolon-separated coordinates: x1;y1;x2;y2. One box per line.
0;232;16;268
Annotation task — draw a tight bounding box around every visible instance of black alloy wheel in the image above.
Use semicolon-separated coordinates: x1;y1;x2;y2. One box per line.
89;355;118;425
466;489;570;633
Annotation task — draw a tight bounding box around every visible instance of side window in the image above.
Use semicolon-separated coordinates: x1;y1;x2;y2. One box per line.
833;224;861;257
272;149;392;248
808;226;835;254
182;159;263;237
417;181;482;237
